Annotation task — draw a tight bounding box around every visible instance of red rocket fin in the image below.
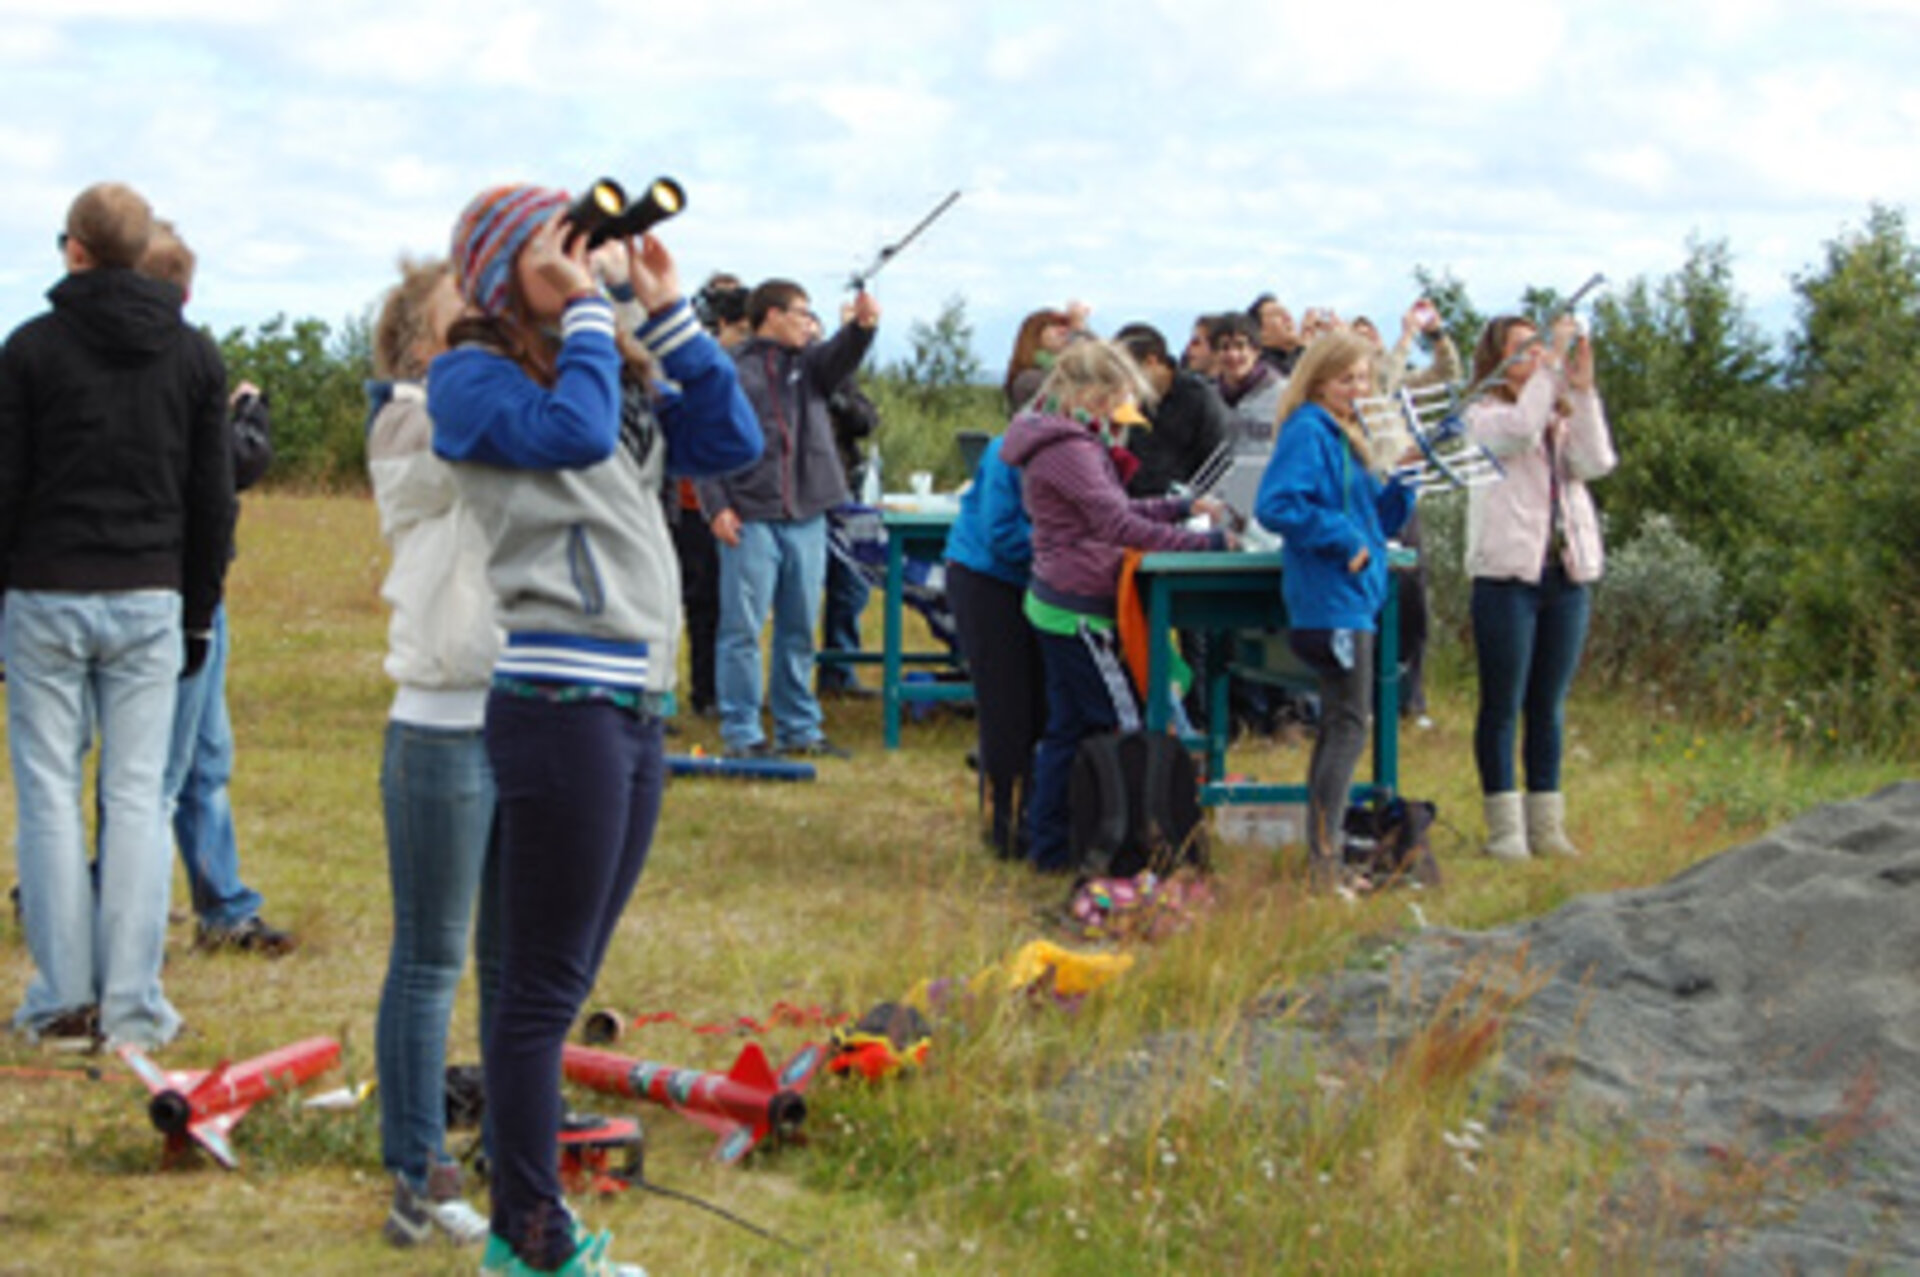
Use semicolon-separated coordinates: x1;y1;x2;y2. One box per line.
774;1042;827;1095
189;1113;246;1170
725;1041;778;1092
712;1120;770;1165
185;1060;236;1108
118;1044;205;1097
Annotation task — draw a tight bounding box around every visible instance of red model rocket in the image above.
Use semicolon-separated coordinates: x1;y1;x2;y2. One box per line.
119;1036;342;1169
561;1039;825;1165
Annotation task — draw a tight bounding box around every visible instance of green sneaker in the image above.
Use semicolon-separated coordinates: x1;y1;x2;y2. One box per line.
479;1227;646;1276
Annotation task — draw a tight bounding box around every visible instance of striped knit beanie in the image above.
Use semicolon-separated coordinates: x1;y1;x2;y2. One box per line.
450;184;570;317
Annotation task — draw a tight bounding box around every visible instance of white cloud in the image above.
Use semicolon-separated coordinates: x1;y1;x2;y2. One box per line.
1;1;1917;367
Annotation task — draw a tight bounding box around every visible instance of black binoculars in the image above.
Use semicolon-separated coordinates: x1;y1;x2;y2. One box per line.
564;176;686;249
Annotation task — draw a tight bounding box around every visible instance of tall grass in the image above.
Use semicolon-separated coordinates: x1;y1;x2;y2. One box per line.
0;492;1906;1275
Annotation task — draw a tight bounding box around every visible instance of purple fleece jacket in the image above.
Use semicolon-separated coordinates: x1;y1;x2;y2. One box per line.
1000;405;1224;617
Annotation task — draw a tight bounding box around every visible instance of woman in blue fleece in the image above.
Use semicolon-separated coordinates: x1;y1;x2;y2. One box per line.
427;184;759;1277
1254;330;1415;889
943;435;1044;859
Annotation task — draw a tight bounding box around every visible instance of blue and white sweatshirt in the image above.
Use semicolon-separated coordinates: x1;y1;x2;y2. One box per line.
428;297;761;694
1254;402;1414;633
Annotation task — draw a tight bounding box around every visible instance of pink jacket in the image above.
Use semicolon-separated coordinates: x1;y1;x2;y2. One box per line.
1464;369;1616;584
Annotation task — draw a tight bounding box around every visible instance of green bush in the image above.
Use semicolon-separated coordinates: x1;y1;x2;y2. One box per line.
1587;514;1726;690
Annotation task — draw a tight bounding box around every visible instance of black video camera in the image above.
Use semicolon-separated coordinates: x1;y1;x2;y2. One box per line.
563;176;686;250
693;279;749;333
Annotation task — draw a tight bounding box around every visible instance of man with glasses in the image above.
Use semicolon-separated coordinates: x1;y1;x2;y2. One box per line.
696;279;878;760
0;182;234;1051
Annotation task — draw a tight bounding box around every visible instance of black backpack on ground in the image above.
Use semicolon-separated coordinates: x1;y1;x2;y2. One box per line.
1068;730;1207;879
1341;796;1441;889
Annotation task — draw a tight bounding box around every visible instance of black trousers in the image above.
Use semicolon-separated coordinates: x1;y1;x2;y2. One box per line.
946;563;1046;858
671;506;720;712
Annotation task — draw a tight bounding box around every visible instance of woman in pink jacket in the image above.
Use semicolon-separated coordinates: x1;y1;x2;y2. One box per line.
1464;314;1616;862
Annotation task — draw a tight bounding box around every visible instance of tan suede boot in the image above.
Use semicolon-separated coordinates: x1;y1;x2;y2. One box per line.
1525;791;1580;858
1482;792;1529;861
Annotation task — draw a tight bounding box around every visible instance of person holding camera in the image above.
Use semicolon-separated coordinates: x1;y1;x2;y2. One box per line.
672;271;754;717
428;182;759;1275
1465;313;1616;862
1353;296;1462;727
137;222;298;958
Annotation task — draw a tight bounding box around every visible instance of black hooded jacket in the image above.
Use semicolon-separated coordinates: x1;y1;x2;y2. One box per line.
0;268;234;632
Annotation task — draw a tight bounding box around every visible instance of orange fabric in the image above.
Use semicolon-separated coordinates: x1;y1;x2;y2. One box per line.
1117;548;1150;700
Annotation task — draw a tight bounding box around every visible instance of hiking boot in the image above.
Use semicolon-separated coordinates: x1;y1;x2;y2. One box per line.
782;737;851;760
384;1162;489;1248
24;1004;100;1053
721;740;776;761
194;915;298;957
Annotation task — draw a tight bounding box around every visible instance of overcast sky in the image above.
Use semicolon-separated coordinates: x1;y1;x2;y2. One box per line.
3;1;1917;376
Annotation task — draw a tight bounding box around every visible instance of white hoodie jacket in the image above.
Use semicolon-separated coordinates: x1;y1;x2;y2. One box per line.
367;382;500;727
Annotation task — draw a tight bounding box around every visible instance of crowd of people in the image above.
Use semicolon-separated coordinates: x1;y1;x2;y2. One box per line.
0;177;1613;1275
946;292;1613;886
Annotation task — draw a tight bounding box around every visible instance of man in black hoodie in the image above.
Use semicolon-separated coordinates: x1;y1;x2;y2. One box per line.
0;181;234;1052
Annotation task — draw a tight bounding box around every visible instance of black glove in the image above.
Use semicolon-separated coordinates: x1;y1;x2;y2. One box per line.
182;630;212;680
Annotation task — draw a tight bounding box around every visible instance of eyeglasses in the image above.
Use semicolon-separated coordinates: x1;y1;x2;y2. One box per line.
57;231;69;252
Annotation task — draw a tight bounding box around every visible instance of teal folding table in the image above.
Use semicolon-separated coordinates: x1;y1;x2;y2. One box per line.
1134;550;1402;806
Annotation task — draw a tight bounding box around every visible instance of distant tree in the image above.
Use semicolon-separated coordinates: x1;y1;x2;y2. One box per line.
1766;205;1920;746
1587;237;1792;626
890;294;982;404
1785;203;1920;445
865;294;997;486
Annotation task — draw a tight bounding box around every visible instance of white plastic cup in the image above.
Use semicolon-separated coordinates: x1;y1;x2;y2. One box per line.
910;470;934;497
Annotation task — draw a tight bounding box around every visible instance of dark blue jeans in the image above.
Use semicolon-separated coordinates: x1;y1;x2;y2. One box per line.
483;692;664;1268
818;546;871;692
1470;569;1591;794
1026;623;1139;873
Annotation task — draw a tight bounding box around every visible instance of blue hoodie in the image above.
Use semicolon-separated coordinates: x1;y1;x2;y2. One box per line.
1253;402;1414;632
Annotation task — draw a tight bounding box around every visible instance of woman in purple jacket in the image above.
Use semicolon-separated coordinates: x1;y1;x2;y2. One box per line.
1001;340;1233;873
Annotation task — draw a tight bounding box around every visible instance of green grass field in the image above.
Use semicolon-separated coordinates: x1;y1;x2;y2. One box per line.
0;492;1905;1276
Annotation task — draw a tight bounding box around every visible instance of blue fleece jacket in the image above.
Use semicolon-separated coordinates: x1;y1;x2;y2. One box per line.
1254;402;1414;632
942;436;1031;587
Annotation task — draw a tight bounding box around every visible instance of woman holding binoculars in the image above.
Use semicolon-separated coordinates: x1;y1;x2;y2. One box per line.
427;181;759;1276
1464;313;1616;864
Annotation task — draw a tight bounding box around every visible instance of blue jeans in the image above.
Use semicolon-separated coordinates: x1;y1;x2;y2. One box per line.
1026;623;1140;872
7;590;182;1048
164;606;263;929
1471;570;1592;794
716;516;828;750
376;720;497;1184
483;692;663;1268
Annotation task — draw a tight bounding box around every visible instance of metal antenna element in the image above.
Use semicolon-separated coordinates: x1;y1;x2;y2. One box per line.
849;190;961;292
1355;382;1506;494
